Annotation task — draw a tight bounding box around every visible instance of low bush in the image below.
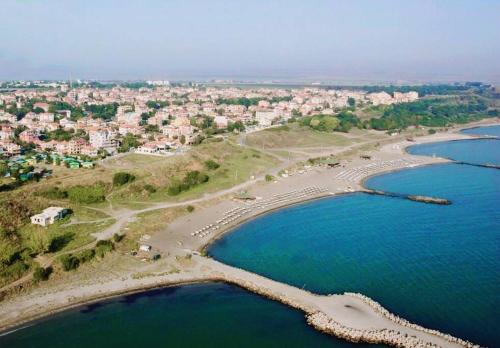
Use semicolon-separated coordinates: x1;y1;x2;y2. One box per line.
67;184;106;204
186;205;195;212
36;187;68;200
113;172;136;186
143;184;156;193
167;171;210;196
76;249;95;263
204;160;220;170
33;266;53;282
265;174;275;182
59;254;80;271
95;240;114;258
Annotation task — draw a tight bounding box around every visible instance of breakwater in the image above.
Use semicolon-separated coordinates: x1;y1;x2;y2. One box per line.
204;257;476;348
365;189;452;205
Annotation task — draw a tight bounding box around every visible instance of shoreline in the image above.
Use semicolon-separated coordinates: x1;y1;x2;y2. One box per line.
1;120;498;346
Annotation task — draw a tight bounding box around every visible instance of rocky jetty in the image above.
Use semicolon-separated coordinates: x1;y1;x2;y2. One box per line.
341;293;480;348
408;195;451;205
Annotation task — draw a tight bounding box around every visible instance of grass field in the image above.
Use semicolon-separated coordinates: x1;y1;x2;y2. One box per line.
246;124;355;149
105;139;279;204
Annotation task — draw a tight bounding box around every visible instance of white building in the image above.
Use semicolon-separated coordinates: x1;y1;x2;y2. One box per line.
255;110;276;126
89;129;117;153
139;244;152;252
31;207;67;227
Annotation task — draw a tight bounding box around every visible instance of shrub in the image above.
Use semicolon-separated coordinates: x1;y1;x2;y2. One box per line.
167;171;210;196
76;249;95;263
48;233;74;253
95;240;114;258
36;187;68;200
143;184;156;193
204;160;220;170
113;233;123;243
0;260;29;280
167;183;182;196
113;172;136;186
428;129;437;134
59;254;80;271
265;174;275;182
67;184;106;204
33;266;52;282
186;205;195;212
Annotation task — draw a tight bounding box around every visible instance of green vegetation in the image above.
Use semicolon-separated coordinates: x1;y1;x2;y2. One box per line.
217;96;292;107
265;174;275;182
67;184;106;204
33;265;53;281
58;239;114;271
329;82;493;97
167;170;209;196
58;254;80;271
299;111;361;133
36;187;68;199
119;134;141;152
246;123;353;148
95;240;114;258
113;172;136;186
186;205;195;212
49;102;85;120
204;160;220;170
84;103;118;121
146;100;169;109
228;120;245;132
367;98;491;130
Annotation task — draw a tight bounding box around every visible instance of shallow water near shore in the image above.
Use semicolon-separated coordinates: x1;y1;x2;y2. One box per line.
210;132;500;347
0;282;371;347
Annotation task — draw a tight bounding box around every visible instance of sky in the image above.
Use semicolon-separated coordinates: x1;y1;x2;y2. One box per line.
0;0;499;83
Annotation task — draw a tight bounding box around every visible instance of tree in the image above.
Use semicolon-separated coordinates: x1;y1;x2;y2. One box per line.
119;134;140;152
347;97;356;107
180;135;186;145
228;121;245;132
0;161;8;176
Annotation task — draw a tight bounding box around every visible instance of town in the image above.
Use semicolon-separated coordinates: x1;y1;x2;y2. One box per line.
0;81;419;181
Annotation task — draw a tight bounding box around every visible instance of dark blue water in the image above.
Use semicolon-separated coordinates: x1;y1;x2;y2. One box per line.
1;283;367;347
210;131;500;347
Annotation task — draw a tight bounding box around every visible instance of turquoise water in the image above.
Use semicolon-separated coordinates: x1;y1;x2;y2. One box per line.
210;135;500;346
1;282;368;348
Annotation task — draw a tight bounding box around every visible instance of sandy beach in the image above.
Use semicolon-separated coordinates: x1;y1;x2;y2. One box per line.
1;120;497;347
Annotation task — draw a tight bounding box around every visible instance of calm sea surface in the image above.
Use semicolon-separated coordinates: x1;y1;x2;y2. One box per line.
0;282;367;348
210;127;500;347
